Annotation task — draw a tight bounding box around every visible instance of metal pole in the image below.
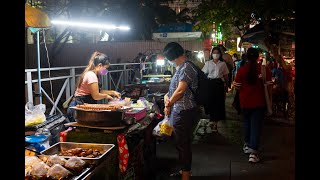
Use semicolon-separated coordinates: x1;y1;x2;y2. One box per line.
27;72;33;104
37;30;42;104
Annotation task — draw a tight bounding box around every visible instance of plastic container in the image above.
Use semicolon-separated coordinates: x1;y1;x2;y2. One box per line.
25;134;50;152
125;107;147;121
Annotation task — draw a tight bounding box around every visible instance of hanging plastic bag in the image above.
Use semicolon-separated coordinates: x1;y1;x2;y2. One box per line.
153;116;173;137
25;102;46;127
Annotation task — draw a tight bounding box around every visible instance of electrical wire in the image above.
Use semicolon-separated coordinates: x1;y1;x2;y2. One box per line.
43;30;56;114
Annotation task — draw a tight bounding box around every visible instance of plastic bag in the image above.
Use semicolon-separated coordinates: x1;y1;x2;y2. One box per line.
30;161;50;178
108;98;132;106
153;116;173;137
25;102;46;127
47;164;72;180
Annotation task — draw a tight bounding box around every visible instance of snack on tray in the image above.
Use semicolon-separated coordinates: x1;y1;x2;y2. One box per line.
76;103;122;111
25;166;32;176
30;161;50;179
46;154;67;167
59;147;102;158
64;157;86;173
108;97;132;106
47;164;72;180
25;156;42;169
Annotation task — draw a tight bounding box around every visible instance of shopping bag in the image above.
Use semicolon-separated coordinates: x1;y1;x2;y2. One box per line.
63;95;74;109
153;116;173;137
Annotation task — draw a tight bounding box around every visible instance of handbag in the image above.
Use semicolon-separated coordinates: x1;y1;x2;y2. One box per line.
261;65;273;115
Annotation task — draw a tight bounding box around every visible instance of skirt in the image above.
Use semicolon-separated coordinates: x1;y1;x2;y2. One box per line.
206;78;226;121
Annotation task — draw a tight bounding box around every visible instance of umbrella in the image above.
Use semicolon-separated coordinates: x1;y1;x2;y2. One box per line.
25;4;51;104
239;23;269;51
240;20;295;51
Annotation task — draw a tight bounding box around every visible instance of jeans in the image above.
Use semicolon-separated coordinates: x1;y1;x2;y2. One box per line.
242;107;265;152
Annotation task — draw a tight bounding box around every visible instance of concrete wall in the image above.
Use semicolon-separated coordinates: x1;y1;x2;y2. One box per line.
25;40;203;68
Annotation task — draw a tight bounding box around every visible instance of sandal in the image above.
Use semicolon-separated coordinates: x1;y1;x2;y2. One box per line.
169;170;192;177
211;122;218;132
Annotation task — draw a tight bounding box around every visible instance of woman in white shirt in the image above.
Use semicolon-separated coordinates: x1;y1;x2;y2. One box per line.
202;46;229;132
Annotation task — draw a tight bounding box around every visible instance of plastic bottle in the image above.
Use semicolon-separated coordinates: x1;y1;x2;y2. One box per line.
59;127;73;142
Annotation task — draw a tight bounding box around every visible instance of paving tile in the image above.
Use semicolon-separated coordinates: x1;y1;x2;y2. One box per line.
230;160;295;180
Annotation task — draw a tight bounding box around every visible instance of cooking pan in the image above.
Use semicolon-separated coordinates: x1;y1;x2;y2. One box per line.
73;108;124;127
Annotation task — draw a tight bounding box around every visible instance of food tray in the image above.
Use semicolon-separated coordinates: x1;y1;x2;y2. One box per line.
71;167;92;180
125;107;147;121
40;142;115;161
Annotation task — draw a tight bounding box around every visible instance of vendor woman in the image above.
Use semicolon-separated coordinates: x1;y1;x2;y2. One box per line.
67;51;121;120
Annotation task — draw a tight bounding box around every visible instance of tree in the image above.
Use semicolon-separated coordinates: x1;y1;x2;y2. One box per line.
192;0;295;55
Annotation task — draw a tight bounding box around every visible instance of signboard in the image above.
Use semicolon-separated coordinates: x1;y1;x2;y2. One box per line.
152;32;202;42
203;38;212;50
270;20;295;35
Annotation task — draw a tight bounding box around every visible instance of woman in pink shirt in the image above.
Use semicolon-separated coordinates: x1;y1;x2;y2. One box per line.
74;51;121;104
67;51;121;120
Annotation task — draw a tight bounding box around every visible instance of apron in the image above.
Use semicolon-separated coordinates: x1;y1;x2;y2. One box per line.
74;95;97;105
67;77;102;121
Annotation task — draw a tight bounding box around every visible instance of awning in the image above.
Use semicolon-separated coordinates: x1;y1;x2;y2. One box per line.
152;32;202;42
25;4;51;28
240;19;295;51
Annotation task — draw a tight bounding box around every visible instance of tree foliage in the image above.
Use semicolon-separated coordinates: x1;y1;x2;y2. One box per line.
192;0;295;38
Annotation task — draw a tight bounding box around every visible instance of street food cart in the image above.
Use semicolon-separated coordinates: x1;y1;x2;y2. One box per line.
25;97;161;180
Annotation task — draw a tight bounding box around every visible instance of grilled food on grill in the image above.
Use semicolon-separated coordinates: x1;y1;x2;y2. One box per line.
76;103;122;111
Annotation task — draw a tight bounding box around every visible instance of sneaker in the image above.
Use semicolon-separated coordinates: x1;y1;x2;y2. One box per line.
205;126;212;134
197;127;205;135
248;153;260;163
243;144;250;154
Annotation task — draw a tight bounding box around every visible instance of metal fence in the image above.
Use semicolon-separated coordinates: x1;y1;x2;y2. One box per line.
25;62;150;115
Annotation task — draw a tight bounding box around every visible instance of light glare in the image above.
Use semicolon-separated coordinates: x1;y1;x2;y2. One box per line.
51;20;130;31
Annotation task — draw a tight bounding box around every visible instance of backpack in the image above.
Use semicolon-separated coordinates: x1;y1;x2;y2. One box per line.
186;61;210;106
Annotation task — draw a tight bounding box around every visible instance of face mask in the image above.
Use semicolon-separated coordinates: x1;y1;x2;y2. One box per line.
212;54;220;60
100;68;108;75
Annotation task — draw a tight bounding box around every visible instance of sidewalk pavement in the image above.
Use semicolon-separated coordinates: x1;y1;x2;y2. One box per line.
155;91;295;180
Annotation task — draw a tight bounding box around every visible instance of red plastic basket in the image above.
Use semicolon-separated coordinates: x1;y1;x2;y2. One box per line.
125;108;147;121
